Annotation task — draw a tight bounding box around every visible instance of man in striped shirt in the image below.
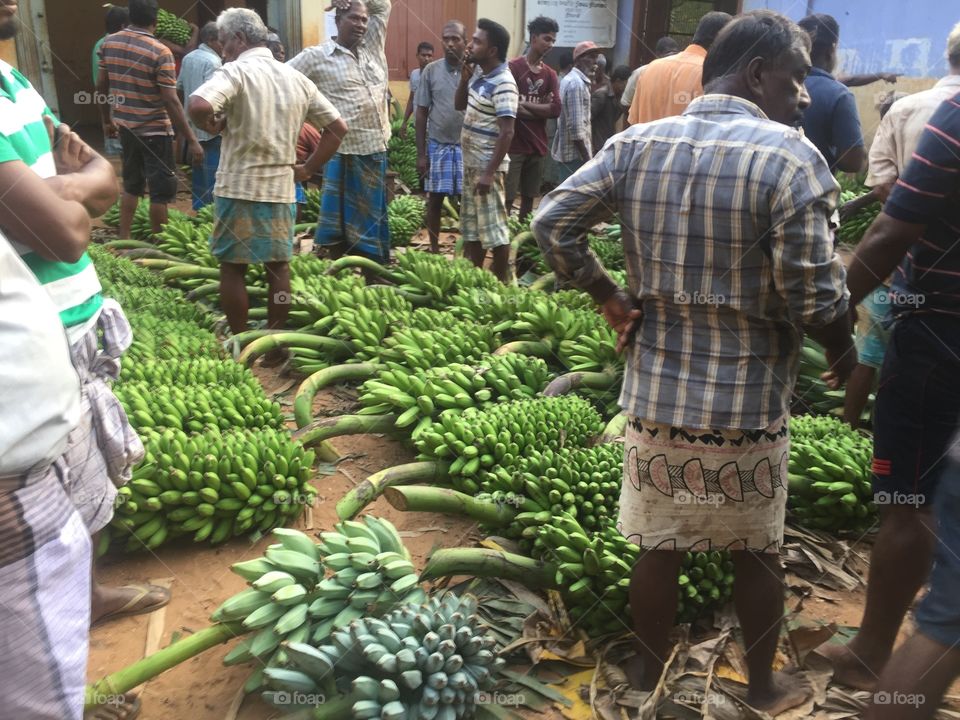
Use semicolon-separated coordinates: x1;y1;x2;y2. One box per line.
551;41;601;182
819;91;960;698
455;18;518;283
533;11;853;713
98;0;202;240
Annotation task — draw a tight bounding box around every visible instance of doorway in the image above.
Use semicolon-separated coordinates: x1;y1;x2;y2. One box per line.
630;0;741;66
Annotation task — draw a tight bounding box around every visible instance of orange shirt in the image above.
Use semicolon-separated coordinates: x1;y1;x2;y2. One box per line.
628;44;707;125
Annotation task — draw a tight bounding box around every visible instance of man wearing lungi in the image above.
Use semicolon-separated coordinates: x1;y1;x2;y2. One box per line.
189;9;346;363
289;0;393;266
533;11;855;715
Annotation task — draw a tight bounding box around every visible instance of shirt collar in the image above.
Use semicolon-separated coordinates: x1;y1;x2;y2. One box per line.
198;43;219;57
479;62;509;80
570;67;591;84
935;75;960;88
325;38;360;58
683;94;770;121
683;44;708;58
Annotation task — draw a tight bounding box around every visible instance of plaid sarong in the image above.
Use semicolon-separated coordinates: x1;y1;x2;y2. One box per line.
316;151;390;262
461;167;510;250
0;460;91;719
426;140;463;196
618;415;790;553
211;196;296;265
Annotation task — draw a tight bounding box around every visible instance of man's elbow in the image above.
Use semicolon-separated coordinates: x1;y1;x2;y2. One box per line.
835;146;866;174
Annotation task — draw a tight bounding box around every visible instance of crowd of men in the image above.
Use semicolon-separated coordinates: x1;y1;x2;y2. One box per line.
1;0;960;717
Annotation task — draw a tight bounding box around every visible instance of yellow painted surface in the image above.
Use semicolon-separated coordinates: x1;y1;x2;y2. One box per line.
850;76;938;151
0;38;15;67
300;0;325;48
476;0;526;58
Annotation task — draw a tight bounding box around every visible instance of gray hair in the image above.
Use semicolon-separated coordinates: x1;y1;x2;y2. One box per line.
217;8;268;46
199;21;219;44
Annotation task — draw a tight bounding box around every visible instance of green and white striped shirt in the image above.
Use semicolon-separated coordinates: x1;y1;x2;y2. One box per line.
0;60;103;344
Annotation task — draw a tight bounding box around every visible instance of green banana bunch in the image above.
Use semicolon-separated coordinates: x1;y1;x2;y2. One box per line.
119;358;257;386
392;252;500;303
388;195;426;247
447;286;545;327
557;322;622;374
499;297;596;349
379;324;499;373
156;8;192;45
481;442;622;532
88;245;163;289
387;120;419;187
676;550;735;623
414;396;603;494
260;592;506;720
301;188;322;225
836;194;881;246
788;414;875;534
193;203;215;225
110;427;316;551
794;337;873;420
155;216;217;268
104;285;211;325
126;316;224;363
332;303;416;362
213;517;425;692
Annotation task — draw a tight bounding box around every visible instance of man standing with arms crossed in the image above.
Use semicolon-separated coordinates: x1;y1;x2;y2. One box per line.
289;0;392;267
455;19;518;283
415;21;467;254
505;16;560;222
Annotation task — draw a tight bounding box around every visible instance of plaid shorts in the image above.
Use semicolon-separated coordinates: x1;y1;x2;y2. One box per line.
426;140;463;196
460;167;510;250
211;196;296;265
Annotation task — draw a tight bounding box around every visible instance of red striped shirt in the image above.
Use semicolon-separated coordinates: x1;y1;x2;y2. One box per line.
98;28;175;136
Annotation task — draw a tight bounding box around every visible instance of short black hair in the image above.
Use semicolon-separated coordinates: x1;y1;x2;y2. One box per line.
558;50;574;70
105;6;128;34
611;65;632;83
654;36;679;56
702;10;810;87
128;0;159;27
692;11;733;50
417;41;434;54
335;0;367;23
798;13;840;55
477;18;510;63
528;15;559;38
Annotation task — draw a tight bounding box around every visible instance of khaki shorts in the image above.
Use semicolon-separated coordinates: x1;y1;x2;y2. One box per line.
505;152;546;201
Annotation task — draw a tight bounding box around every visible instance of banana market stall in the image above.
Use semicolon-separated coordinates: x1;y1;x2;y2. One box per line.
84;170;884;720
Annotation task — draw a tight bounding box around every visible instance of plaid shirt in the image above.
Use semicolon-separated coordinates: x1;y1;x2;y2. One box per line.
552;67;592;162
532;95;849;430
288;0;391;156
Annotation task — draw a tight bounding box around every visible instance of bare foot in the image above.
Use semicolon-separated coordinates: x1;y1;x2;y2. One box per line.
815;642;881;691
747;672;809;716
621;653;661;691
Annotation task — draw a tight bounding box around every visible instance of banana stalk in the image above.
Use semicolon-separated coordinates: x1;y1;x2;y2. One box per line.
237;333;350;367
294;363;383;428
186;282;267;302
600;413;628;441
384;485;517;526
294;413;399;447
420;548;558;589
336;460;450;520
133;259;199;271
161;265;221;282
84;621;246;709
493;340;554;358
442;196;459;221
294;222;318;234
324;256;403;284
542;370;619;397
118;248;184;262
529;273;556;292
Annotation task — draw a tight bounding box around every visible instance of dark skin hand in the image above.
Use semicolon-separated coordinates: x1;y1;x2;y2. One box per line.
601;289;644;353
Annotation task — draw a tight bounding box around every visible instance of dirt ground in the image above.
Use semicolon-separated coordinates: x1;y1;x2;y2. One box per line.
86;174;887;719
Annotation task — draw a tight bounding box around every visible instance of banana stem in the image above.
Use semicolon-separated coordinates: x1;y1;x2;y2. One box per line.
420;548;559;588
529;273;556;292
336;460;450;520
134;259;198;271
384;486;517;526
294;363;383;428
84;621;247;709
161;265;221;282
600;413;628;441
294;413;399;447
493;340;553;358
187;283;267;302
542;371;619;397
442;196;459;221
118;248;185;262
324;256;402;284
237;333;350;367
104;239;158;251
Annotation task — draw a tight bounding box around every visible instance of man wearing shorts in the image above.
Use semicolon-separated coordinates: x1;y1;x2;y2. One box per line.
506;16;559;222
98;0;202;239
455;19;518;283
189;9;346;362
415;21;466;254
819;91;960;693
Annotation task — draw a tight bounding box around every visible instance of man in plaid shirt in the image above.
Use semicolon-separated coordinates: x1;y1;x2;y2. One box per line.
533;11;854;714
551;41;602;182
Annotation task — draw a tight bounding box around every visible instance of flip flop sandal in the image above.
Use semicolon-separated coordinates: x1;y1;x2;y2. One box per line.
92;584;171;628
85;693;142;720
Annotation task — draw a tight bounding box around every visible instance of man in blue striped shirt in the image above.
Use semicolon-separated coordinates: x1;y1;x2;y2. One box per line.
533;11;853;713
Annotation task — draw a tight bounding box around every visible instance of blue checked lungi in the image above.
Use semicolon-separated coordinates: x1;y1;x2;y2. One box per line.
426;140;463;196
192;136;221;211
211;196;296;265
316;152;390;263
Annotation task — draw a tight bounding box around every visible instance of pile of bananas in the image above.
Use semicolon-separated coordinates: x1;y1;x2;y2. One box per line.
447;287;542;327
301;188;322;224
126;316;224;362
332;303;416;362
379;324;499;373
262;592;506;720
387;119;419;188
156;216;217;267
557;323;622;375
89;245;162;289
156;8;192;45
213;518;425;690
105;285;210;325
483;442;622;532
837;190;881;246
788;414;876;534
414;396;603;494
498;300;598;351
388;195;426;247
392;252;500;303
793;337;873;420
111;427;315;550
119;357;256;386
358;354;552;428
676;550;735;623
114;380;283;433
